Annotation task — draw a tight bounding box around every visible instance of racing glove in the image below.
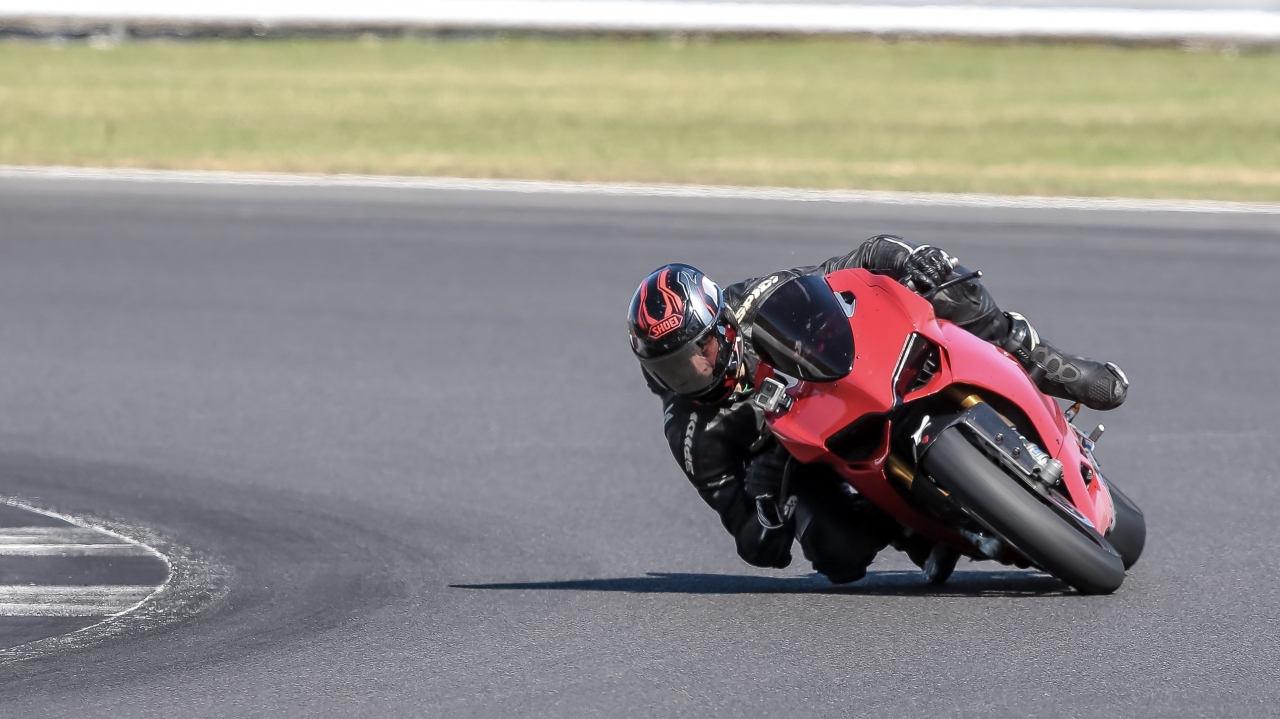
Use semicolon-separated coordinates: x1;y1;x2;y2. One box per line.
744;443;796;529
901;245;955;292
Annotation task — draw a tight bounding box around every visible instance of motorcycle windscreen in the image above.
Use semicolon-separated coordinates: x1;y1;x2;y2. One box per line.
750;275;854;382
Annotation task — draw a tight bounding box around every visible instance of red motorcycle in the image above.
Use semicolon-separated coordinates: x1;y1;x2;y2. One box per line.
749;268;1145;594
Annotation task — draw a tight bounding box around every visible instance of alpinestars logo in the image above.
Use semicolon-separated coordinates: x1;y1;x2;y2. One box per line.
683;414;697;475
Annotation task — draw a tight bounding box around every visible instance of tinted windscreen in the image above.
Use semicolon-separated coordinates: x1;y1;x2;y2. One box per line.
750;275;854;382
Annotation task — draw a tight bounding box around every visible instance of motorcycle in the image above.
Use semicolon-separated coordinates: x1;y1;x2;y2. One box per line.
748;268;1145;594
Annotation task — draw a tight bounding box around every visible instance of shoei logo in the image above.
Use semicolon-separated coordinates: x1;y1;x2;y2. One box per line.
649;314;683;339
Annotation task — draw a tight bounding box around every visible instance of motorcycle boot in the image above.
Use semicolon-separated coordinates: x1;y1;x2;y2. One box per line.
895;532;962;584
1000;312;1129;411
922;544;962;584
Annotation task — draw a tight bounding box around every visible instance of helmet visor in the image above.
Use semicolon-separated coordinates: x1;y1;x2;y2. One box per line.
640;329;728;397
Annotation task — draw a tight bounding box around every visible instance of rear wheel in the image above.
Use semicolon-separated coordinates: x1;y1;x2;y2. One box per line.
923;429;1127;595
1105;479;1146;570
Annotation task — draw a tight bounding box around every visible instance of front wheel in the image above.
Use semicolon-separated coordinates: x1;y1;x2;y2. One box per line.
923;429;1127;595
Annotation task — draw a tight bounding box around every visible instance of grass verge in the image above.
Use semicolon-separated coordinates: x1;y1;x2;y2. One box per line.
1;37;1279;200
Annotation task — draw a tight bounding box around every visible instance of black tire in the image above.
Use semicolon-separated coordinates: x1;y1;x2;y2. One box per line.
922;429;1127;595
1105;480;1146;570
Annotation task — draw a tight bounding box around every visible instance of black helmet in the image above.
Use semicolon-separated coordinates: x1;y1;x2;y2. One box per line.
628;264;739;401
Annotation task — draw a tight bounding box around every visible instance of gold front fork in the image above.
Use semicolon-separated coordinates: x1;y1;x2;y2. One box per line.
944;385;985;409
887;385;980;493
886;454;916;489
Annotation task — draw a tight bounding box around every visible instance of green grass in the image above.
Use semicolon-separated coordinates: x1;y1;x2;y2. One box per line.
2;37;1279;200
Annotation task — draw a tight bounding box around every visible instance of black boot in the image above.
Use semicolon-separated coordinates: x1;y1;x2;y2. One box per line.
894;531;961;584
1000;312;1129;411
922;544;961;584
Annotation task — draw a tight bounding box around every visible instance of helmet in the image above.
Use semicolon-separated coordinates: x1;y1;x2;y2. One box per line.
628;264;739;401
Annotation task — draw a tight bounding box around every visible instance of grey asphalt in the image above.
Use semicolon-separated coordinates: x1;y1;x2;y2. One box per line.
0;177;1277;716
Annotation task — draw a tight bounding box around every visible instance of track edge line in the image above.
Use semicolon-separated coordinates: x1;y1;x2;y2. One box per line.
2;165;1279;215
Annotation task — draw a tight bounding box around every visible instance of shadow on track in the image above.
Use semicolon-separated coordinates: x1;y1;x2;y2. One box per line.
452;570;1070;597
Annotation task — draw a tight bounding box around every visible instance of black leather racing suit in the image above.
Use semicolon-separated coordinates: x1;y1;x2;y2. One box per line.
647;235;1013;583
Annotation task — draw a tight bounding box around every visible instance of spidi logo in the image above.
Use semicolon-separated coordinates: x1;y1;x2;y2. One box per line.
649;314;683;339
733;274;782;322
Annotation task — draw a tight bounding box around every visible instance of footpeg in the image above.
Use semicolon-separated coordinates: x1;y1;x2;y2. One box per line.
1088;424;1105;443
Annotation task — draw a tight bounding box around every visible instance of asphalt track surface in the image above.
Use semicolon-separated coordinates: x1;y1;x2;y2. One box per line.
0;176;1277;717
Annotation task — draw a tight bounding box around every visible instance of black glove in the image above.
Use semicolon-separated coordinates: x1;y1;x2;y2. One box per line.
744;444;794;529
744;443;787;499
901;246;954;292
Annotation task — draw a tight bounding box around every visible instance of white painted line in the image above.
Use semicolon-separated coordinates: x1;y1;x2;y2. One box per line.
2;0;1280;41
0;544;155;557
0;498;170;629
3;165;1279;215
0;586;158;617
0;526;153;556
0;527;130;544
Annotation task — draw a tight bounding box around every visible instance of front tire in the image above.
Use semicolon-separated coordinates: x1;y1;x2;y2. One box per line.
923;429;1127;595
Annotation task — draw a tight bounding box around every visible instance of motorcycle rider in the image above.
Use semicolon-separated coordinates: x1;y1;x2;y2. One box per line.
627;235;1129;584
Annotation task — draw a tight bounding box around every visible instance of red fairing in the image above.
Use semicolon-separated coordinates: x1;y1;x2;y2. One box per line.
937;323;1113;532
756;268;1113;550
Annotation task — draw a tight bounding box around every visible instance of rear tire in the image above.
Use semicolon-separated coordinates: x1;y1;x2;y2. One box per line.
923;429;1126;595
1105;479;1146;570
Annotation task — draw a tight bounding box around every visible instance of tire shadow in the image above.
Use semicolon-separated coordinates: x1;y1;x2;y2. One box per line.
452;569;1072;597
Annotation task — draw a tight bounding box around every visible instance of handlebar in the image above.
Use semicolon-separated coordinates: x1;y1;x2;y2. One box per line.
920;270;983;300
